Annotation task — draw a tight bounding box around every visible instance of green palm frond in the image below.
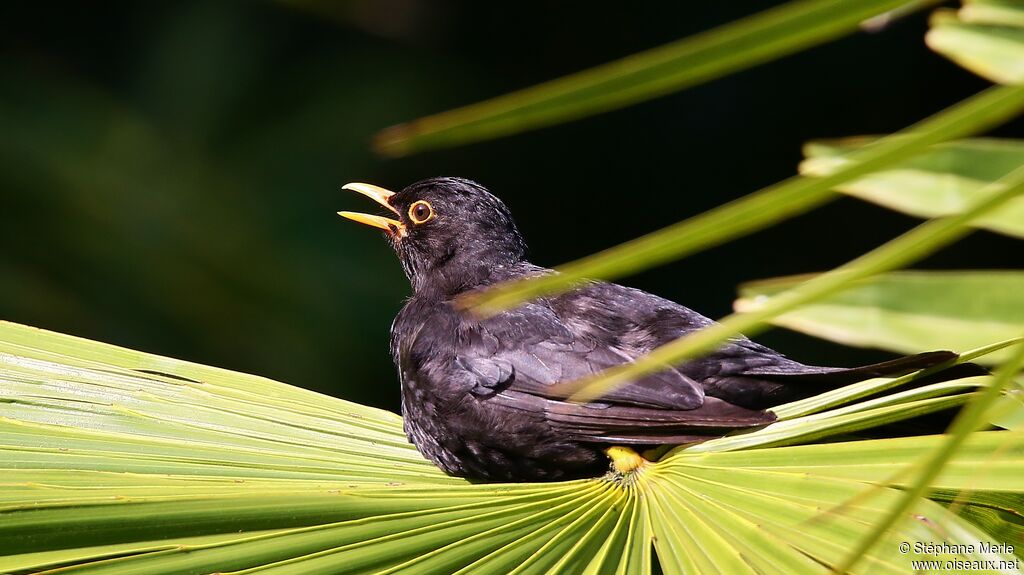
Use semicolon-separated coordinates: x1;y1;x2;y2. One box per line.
2;321;1022;574
736;271;1024;361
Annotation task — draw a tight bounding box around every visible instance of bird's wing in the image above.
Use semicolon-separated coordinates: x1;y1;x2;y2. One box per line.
456;303;773;443
464;302;704;410
545;282;795;377
489;389;773;444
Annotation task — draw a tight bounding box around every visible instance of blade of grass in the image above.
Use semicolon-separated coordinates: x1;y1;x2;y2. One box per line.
464;83;1024;317
373;0;937;157
560;162;1024;403
834;337;1024;573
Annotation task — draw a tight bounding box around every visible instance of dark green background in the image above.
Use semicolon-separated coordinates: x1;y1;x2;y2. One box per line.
2;1;1020;411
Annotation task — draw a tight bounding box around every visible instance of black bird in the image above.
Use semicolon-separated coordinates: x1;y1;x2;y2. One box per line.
340;177;959;482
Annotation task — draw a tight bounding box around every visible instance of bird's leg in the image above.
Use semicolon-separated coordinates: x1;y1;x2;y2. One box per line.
605;446;648;474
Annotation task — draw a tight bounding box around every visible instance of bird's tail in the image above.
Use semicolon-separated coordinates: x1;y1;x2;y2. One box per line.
708;350;987;410
766;350;979;385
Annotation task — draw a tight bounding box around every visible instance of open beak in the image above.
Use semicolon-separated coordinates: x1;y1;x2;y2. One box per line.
338;182;405;237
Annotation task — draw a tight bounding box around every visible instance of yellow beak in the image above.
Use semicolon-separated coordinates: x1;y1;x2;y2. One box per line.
338;183;405;236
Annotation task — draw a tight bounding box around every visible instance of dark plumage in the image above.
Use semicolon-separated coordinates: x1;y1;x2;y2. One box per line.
340;177;961;482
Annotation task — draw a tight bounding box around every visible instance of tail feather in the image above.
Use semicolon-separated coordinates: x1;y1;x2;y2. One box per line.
755;350;961;385
706;350;987;410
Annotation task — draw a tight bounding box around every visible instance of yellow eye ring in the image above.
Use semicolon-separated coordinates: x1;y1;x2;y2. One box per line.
408;200;435;224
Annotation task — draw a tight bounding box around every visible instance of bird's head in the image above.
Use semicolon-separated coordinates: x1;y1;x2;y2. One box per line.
339;177;528;294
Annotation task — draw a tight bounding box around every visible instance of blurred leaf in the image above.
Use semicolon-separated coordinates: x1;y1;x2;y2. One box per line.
736;271;1024;362
801;137;1024;237
465;84;1024;317
991;387;1024;429
2;320;1022;574
373;0;936;156
960;0;1024;26
927;0;1024;85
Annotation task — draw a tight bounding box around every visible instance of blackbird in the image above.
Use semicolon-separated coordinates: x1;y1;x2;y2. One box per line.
340;177;961;482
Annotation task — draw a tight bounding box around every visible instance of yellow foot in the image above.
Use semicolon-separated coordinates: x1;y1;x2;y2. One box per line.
605;446;648;474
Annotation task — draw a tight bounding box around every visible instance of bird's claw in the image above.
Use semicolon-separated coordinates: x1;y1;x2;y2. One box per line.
605;446;648;474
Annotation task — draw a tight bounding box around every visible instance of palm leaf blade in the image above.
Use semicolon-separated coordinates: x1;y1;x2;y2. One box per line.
3;320;1022;573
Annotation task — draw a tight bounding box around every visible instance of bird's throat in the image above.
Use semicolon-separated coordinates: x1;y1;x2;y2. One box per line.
408;256;535;301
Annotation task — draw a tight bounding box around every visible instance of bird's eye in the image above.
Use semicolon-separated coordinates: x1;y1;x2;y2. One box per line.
408;200;435;224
